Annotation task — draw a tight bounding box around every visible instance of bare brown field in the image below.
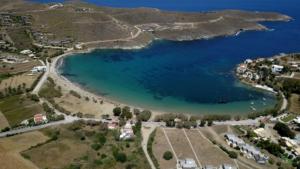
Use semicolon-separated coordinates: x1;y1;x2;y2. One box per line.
0;60;41;74
293;72;300;79
185;129;234;166
289;94;300;113
25;139;89;169
0;73;40;91
153;128;176;169
0;111;10;129
211;125;230;135
164;129;197;161
0;131;48;169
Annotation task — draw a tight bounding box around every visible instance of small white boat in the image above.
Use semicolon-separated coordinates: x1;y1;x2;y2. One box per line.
251;101;254;105
250;106;256;111
262;97;266;101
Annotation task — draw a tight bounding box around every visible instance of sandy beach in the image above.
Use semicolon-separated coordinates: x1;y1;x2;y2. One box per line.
49;47;165;119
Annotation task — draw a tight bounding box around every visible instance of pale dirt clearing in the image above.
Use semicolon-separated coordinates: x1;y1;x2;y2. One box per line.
54;92;116;118
185;129;234;166
0;131;48;169
152;128;177;169
164;128;197;161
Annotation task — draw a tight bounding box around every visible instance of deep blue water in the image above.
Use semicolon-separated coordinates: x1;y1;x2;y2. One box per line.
35;0;300;114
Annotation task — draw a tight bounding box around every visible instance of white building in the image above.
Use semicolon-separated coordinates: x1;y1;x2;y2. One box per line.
20;49;32;55
224;133;268;164
31;66;47;73
177;158;200;169
244;59;253;64
293;116;300;124
120;122;134;140
271;65;284;73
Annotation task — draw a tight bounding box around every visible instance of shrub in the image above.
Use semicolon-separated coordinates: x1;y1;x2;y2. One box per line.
114;152;127;163
113;107;121;116
274;122;295;139
91;143;102;151
163;151;173;160
137;110;152;121
69;90;81;99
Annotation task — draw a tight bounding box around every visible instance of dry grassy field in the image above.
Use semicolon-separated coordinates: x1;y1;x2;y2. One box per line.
0;60;41;74
0;131;48;169
152;128;176;169
289;94;300;113
22;123;151;169
0;73;40;91
164;128;198;161
185;129;234;166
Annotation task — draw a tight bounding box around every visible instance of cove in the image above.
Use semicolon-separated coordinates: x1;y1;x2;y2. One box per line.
39;0;300;114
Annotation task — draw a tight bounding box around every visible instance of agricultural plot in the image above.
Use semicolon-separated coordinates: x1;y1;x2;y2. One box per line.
152;128;177;169
0;131;48;169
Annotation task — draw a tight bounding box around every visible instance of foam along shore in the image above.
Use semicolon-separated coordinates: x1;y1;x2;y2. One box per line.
254;84;278;94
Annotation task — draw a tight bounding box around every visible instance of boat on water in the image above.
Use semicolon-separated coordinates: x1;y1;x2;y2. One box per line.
250;106;257;111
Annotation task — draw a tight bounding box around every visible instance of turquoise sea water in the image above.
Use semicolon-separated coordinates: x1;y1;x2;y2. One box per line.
35;0;300;114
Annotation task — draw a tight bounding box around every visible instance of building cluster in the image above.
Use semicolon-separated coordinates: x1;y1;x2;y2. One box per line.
224;133;269;164
176;158;237;169
0;55;28;64
236;59;260;82
0;31;15;51
31;66;47;73
74;7;92;13
20;49;36;58
21;113;48;126
31;29;74;47
0;13;32;27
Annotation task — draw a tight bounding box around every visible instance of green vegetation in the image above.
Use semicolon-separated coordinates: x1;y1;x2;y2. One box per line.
256;139;284;157
136;110;152;122
147;129;160;169
163;151;173;160
113;107;122;116
69;90;81;99
281;114;296;123
273;122;295;139
219;145;238;159
282;79;300;98
0;94;43;126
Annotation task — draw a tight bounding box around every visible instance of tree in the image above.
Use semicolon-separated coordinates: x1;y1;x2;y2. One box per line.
274;122;295;139
121;106;132;119
137;110;152;121
114;152;127;163
113;107;122;116
199;120;206;127
163;151;173;160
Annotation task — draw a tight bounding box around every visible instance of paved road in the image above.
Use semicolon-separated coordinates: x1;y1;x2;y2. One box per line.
0;119;72;138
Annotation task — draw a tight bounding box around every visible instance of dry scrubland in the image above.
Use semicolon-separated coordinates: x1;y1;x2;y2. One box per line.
0;131;48;169
0;73;41;91
289;94;300;113
0;60;41;74
21;122;151;169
